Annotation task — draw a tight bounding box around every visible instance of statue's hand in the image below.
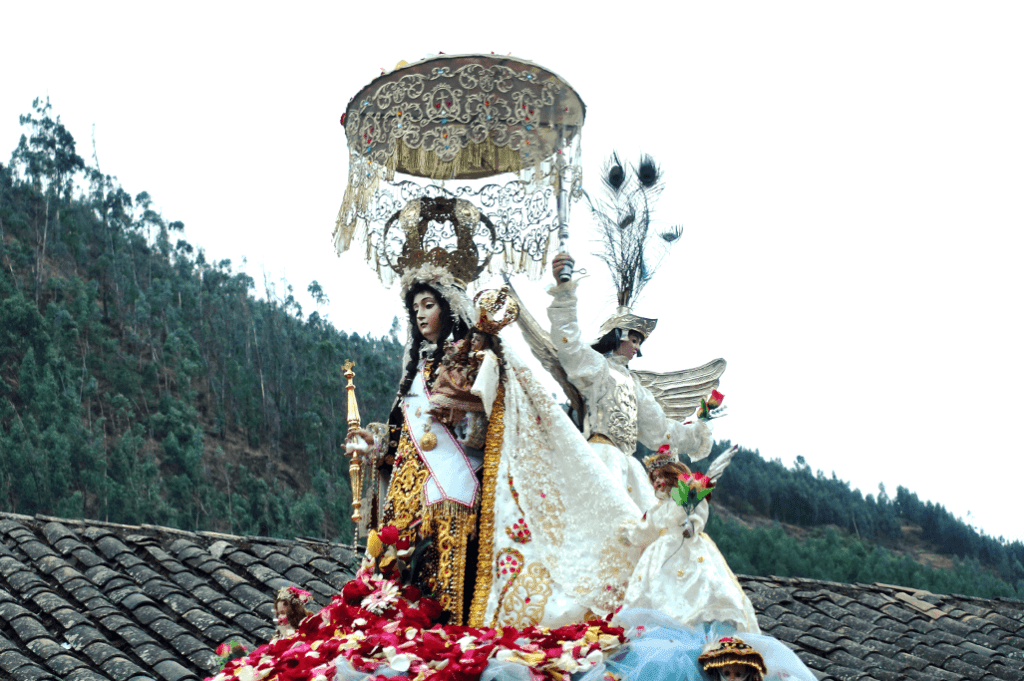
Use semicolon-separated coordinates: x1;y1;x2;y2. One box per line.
552;253;574;283
345;429;375;453
681;518;694;539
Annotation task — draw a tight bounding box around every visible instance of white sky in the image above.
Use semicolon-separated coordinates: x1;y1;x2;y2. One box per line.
4;2;1023;544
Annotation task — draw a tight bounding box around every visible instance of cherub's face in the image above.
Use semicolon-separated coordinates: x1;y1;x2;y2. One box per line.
718;663;750;681
275;600;288;621
653;471;675;491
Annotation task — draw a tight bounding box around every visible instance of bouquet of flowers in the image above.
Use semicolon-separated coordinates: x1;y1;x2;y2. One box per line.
669;467;715;515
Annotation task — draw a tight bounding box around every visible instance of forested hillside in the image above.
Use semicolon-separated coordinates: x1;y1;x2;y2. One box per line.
0;98;404;540
697;441;1024;599
1;100;1021;601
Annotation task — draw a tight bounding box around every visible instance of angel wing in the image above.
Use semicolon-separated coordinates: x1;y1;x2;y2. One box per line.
503;279;586;429
706;444;739;484
633;358;727;422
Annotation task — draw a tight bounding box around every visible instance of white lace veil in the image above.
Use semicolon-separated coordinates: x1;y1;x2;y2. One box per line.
496;346;645;614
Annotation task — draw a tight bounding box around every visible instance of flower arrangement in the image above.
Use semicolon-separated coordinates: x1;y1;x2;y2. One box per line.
669;463;715;514
206;519;627;681
214;641;248;671
207;567;626;681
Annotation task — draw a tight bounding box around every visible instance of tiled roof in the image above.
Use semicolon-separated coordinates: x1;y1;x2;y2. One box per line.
740;575;1024;681
0;511;1020;681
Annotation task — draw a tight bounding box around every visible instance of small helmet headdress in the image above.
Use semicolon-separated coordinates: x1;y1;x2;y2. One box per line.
698;637;767;681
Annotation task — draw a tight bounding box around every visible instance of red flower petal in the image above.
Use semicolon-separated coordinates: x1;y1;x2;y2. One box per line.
379;525;400;545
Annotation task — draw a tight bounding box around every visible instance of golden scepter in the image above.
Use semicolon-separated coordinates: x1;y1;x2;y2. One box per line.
343;359;362;545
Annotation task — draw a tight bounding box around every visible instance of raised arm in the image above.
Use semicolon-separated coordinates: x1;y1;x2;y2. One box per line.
636;381;713;462
546;265;610;392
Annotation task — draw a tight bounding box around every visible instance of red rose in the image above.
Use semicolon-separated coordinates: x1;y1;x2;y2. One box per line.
396;538;410;550
707;389;724;409
397;581;417;602
379;525;400;545
418;597;444;622
342;578;372;604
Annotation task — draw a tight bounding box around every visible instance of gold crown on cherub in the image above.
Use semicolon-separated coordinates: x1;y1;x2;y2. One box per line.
643;444;678;473
473;285;520;335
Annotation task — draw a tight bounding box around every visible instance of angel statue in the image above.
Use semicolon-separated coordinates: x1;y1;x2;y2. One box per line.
606;445;818;681
515;153;726;513
619;444;759;631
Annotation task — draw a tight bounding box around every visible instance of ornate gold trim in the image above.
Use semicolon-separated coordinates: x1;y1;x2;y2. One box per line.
467;383;505;626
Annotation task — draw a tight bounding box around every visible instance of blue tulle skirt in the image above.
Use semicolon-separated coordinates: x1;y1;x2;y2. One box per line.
573;609;817;681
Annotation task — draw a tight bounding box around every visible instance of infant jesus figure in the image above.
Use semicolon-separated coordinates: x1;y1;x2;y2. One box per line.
427;329;495;453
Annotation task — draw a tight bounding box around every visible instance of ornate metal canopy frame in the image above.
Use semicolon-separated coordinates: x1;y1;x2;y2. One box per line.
334;54;586;285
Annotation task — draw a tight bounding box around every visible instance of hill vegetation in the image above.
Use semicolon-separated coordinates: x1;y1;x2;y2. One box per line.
0;98;404;541
696;441;1024;599
1;99;1020;600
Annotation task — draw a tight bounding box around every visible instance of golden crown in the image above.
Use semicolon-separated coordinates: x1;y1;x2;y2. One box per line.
642;448;680;473
473;285;520;335
383;197;497;287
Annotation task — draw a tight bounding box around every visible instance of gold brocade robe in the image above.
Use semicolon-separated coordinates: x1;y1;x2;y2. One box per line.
379;425;479;624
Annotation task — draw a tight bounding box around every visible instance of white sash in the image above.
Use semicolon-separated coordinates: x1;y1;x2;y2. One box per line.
402;363;479;508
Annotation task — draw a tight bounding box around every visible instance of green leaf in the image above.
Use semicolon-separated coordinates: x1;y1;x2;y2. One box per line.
695;488;712;502
675;480;690;505
670;486;683;505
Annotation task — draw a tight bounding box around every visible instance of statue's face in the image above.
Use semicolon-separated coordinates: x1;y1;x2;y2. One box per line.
413;291;442;343
275;600;288;622
615;331;644;360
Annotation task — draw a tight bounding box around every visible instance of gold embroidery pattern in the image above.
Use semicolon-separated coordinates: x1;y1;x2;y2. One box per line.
507;471;523;513
380;414;477;624
433;512;476;624
490;547;524;628
381;429;431;533
498;561;552;628
468;384;505;627
504;518;532;544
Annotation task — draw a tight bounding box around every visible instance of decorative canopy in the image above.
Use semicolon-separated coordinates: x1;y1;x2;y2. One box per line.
334;54;586;285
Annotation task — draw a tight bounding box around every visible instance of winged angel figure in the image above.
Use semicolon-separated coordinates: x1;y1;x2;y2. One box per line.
509;154;727;513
